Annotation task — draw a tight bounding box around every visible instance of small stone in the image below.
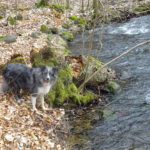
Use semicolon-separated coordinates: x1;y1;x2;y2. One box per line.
15;14;23;20
4;134;14;142
31;32;41;38
4;34;17;43
0;48;4;51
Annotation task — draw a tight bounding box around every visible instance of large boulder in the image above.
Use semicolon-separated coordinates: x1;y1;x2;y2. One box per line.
68;56;116;86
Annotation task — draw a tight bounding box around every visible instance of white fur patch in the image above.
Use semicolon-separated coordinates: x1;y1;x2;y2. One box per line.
38;84;51;95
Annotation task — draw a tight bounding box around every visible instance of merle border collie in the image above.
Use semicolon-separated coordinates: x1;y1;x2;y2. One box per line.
2;63;58;111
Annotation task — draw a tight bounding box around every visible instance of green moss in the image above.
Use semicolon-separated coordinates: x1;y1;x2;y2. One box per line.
135;4;150;12
69;16;87;26
46;68;72;105
40;24;47;32
40;24;51;34
61;31;74;42
68;83;78;94
0;55;25;74
17;7;29;11
31;47;59;67
35;0;49;8
50;4;66;13
63;48;71;55
81;92;96;104
35;1;66;13
0;34;4;38
106;81;120;94
87;56;104;68
59;66;72;84
7;16;17;25
0;15;3;20
46;90;55;105
10;57;25;63
62;22;70;29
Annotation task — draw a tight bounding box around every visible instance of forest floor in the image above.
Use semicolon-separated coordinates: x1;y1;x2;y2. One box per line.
0;0;149;149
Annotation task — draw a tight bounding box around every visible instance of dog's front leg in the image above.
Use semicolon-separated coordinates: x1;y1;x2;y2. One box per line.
39;95;48;110
31;96;37;111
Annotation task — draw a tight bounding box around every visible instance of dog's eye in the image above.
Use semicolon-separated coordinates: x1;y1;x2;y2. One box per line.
43;72;47;75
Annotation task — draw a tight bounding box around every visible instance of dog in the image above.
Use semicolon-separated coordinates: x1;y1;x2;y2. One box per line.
2;63;58;111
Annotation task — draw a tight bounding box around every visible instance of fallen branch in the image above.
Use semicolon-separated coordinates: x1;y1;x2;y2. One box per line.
78;39;150;92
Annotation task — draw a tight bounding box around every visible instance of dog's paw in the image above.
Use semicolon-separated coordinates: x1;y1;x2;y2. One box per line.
42;106;49;111
32;108;38;113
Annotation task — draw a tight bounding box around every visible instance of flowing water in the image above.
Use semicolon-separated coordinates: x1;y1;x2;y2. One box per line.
68;15;150;150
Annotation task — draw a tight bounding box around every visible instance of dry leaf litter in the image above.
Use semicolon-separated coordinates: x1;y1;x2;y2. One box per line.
0;0;70;149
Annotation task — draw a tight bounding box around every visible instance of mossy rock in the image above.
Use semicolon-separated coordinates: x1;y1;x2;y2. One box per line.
69;16;87;26
31;46;60;67
77;56;116;86
135;4;150;12
62;22;71;29
50;4;66;13
61;31;74;42
106;81;120;94
47;34;68;53
35;0;49;8
46;77;96;106
0;15;3;20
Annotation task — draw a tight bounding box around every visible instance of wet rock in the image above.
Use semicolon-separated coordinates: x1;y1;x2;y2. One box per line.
4;34;17;43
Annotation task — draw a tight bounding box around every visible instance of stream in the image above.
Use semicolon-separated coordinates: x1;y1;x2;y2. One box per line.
68;15;150;150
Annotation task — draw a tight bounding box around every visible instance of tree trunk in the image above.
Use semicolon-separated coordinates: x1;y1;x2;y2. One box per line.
93;0;98;15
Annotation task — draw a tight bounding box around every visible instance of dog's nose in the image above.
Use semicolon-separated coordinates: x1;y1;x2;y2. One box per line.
46;78;50;81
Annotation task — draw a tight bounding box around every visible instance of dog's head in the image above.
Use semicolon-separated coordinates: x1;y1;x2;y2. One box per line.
39;66;58;84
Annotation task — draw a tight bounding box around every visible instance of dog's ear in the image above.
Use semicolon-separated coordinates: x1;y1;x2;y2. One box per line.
52;67;58;74
39;65;46;72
